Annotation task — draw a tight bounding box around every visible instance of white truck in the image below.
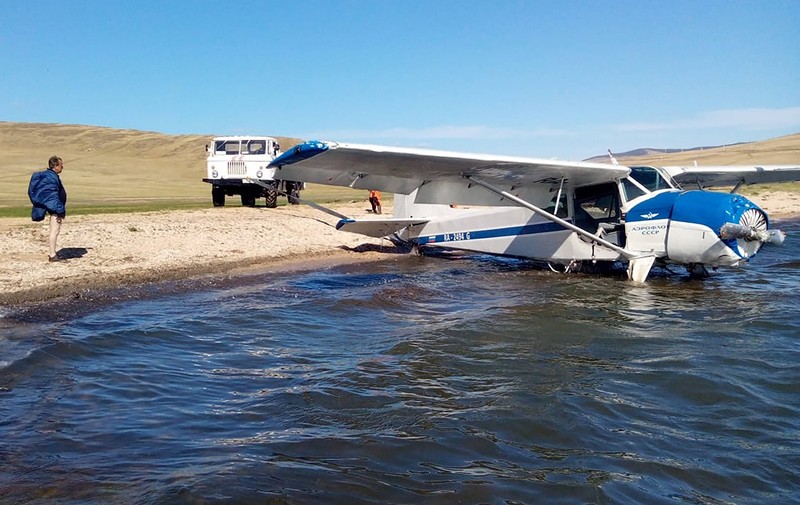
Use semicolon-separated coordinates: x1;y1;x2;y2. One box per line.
202;136;302;207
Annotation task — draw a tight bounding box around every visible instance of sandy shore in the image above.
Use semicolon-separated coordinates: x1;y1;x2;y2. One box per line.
0;202;398;308
1;191;797;309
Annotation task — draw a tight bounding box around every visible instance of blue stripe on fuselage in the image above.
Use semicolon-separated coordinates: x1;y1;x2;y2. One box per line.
416;221;566;245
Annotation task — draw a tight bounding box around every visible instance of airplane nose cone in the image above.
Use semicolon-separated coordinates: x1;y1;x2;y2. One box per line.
671;190;768;259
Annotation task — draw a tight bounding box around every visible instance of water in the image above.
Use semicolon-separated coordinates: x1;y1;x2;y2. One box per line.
1;220;799;504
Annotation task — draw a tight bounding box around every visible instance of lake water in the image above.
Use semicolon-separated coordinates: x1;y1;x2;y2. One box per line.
1;219;799;504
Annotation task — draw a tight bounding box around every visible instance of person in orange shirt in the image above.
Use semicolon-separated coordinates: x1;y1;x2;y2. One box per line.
368;190;382;214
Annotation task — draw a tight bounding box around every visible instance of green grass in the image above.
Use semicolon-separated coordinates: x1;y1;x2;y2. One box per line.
740;181;800;197
2;181;794;219
0;185;390;218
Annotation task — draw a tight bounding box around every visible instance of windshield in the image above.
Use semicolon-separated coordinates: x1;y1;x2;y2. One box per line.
623;166;675;200
215;140;240;155
243;140;266;155
213;139;269;156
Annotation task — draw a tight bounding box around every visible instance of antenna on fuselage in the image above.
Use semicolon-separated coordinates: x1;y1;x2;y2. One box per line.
607;150;619;165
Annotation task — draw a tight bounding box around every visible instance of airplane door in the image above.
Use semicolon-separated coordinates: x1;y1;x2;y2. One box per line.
572;183;624;245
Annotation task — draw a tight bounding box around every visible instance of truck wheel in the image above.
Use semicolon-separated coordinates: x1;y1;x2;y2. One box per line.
287;182;301;205
241;193;256;207
212;186;226;207
265;188;278;208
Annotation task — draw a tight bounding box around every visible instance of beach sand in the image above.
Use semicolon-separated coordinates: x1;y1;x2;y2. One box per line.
1;191;797;309
0;202;397;308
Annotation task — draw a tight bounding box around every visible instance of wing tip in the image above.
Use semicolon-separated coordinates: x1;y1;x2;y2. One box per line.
270;140;330;167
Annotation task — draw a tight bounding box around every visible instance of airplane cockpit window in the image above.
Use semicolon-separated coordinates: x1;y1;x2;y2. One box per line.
622;166;675;200
631;166;674;191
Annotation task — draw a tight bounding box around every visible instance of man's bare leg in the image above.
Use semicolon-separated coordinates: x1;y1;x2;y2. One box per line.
49;214;62;259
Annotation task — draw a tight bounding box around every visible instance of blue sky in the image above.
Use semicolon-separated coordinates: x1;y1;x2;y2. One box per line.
2;0;798;159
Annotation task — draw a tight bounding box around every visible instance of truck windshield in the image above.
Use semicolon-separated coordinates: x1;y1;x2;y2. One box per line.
243;140;266;155
214;140;267;155
215;140;240;155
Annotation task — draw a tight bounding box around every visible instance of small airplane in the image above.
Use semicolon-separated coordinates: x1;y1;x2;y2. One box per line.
268;141;800;282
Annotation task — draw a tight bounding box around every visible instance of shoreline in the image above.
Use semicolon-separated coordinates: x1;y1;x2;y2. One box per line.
2;191;798;313
0;202;399;311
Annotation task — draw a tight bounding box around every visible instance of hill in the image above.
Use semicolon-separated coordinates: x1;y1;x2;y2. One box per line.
2;122;798;211
0;122;304;208
589;133;800;166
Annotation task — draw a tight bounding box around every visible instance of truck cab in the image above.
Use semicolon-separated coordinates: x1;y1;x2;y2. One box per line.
202;136;301;207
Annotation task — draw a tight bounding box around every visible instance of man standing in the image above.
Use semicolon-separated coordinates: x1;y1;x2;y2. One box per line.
28;156;68;262
368;189;382;214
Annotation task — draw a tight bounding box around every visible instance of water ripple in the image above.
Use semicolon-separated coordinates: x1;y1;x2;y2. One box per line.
1;220;799;503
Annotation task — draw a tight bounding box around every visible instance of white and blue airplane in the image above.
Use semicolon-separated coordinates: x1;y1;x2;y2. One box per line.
268;141;799;282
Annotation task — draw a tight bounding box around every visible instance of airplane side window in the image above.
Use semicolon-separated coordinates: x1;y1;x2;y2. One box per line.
545;195;569;218
622;179;646;200
580;194;618;219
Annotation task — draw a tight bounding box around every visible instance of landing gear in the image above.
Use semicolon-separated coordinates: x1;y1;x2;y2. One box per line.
547;260;580;274
687;263;710;278
286;181;301;205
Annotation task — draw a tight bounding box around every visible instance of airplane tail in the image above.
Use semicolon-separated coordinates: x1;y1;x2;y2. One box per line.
335;190;461;242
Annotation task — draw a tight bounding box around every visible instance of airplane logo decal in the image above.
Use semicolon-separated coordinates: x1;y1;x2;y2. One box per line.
640;212;660;219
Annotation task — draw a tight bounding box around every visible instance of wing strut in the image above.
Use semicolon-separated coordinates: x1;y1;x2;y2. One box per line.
245;177;350;220
463;175;637;260
464;175;656;282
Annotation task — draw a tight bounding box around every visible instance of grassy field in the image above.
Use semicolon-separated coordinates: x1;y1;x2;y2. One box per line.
0;122;375;217
1;122;797;217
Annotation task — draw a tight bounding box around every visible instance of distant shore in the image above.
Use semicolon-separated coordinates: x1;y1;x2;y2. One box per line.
1;191;797;310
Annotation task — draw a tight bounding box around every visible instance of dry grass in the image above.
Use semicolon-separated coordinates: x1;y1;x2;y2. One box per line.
0;122;368;209
2;122;798;211
615;132;800;195
615;132;800;166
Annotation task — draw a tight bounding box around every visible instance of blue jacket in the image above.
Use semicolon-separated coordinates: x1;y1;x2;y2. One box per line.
28;169;67;221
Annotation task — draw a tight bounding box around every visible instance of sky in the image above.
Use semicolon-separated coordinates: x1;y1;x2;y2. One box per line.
2;0;799;160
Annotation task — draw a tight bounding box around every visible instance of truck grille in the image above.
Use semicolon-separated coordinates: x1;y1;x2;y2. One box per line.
227;161;247;176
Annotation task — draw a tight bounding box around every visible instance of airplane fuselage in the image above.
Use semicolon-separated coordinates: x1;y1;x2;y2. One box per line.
268;141;792;281
397;187;770;274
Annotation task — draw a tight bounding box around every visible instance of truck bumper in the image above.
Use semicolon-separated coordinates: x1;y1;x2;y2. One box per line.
203;178;276;187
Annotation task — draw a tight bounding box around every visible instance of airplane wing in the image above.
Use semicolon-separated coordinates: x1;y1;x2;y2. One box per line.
270;141;629;205
662;165;800;189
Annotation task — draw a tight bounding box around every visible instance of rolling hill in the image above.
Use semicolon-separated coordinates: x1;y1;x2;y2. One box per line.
594;132;800;166
0;122;305;207
1;122;798;210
